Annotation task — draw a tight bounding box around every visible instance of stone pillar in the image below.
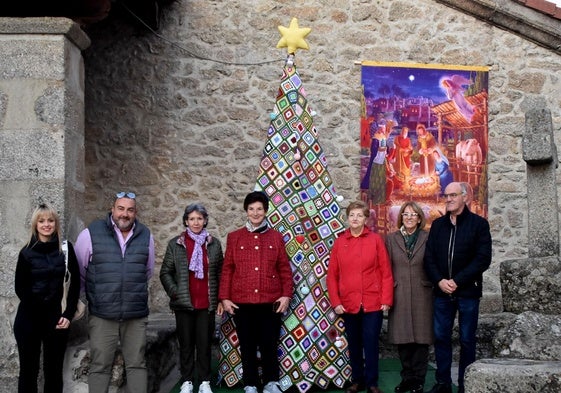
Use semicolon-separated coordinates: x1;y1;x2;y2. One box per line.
501;108;561;314
521;108;559;258
467;108;561;392
0;18;90;389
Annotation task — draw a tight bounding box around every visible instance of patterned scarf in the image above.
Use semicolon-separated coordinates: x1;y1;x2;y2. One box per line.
186;228;208;279
400;225;419;260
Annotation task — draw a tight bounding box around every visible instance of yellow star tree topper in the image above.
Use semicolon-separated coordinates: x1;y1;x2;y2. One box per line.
276;17;311;54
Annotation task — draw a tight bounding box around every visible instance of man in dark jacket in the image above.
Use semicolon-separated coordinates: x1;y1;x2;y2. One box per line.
424;182;492;393
75;192;155;393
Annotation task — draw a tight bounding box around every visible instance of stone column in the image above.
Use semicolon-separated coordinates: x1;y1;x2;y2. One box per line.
467;108;561;393
521;108;559;258
500;107;561;315
0;18;90;389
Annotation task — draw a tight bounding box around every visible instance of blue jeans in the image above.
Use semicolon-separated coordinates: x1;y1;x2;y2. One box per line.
433;296;480;389
342;310;384;388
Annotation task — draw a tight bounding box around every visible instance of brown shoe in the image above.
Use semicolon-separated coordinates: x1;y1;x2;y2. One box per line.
368;387;383;393
345;383;364;393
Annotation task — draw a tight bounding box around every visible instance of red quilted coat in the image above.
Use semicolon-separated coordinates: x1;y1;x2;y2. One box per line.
219;227;293;304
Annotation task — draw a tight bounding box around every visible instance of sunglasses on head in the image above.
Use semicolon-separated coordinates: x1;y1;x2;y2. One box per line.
116;192;136;199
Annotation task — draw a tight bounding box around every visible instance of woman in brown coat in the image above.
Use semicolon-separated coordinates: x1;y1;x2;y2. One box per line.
385;201;433;393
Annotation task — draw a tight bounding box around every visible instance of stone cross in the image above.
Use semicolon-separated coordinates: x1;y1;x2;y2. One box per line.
522;108;559;258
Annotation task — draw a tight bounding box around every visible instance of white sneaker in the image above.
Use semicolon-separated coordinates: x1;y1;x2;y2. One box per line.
199;381;213;393
244;386;258;393
180;381;193;393
264;381;283;393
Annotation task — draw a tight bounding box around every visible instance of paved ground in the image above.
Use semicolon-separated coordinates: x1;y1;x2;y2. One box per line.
163;359;461;393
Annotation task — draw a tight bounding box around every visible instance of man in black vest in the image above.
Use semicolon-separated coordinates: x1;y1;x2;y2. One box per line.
75;192;155;393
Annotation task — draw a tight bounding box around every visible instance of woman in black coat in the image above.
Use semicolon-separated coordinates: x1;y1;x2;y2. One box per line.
14;204;80;393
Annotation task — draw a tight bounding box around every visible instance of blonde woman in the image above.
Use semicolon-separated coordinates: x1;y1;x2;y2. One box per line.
14;204;80;393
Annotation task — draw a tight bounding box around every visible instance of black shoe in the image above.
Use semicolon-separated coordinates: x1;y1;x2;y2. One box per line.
345;383;365;393
410;384;423;393
426;383;452;393
394;380;413;393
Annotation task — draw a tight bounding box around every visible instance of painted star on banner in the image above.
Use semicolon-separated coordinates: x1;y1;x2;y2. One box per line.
276;17;311;54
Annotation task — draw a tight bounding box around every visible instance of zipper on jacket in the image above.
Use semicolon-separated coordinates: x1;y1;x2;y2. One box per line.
447;224;457;279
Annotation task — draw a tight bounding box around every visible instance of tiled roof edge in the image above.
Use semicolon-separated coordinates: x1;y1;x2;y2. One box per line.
435;0;561;55
515;0;561;20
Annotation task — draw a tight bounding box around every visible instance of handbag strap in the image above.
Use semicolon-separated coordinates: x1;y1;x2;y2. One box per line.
62;240;70;278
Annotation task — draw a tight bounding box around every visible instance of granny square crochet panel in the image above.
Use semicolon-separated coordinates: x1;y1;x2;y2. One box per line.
218;61;350;393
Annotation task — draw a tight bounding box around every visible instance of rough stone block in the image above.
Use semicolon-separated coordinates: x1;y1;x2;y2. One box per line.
501;257;561;314
477;313;517;358
522;108;557;165
522;132;554;164
0;129;65;180
480;292;503;314
493;311;561;360
465;359;561;393
0;17;90;49
0;88;6;127
0;39;66;80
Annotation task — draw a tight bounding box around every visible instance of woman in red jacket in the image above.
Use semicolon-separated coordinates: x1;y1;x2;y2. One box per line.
327;200;394;393
219;191;293;393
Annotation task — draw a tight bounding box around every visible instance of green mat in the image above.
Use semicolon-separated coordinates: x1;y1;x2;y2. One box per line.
168;358;459;393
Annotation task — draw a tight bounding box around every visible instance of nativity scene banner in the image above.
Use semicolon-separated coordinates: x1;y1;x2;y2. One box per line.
360;61;489;234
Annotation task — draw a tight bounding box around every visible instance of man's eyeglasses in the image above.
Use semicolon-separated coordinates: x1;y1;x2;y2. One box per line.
401;212;419;218
443;192;464;199
116;192;136;199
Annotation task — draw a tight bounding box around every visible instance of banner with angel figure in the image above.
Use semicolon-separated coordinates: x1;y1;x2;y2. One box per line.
359;61;489;233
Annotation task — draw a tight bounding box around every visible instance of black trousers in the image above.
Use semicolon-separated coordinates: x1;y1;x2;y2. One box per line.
233;303;281;387
14;303;69;393
175;309;214;383
397;343;429;385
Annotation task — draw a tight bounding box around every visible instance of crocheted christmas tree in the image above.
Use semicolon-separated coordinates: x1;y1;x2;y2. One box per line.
218;18;350;393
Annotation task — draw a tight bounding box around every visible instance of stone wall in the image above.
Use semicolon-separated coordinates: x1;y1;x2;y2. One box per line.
81;0;561;315
1;0;561;390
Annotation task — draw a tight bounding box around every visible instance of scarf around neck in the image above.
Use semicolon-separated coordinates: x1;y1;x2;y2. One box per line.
400;225;420;260
245;220;269;233
186;228;208;279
